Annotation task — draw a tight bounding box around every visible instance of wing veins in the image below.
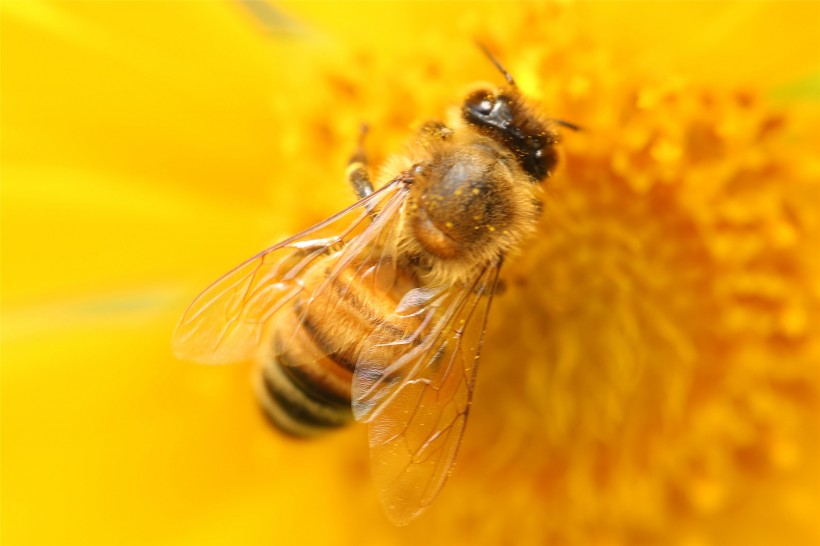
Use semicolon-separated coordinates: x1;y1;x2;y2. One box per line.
387;412;458;502
302;186;406;313
279;183;407;361
356;277;476;423
179;180;398;324
412;410;461;464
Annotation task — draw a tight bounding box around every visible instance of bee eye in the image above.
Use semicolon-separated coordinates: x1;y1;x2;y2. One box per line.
464;90;496;118
476;98;494;115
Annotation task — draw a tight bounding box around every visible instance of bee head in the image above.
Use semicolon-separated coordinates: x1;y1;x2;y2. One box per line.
461;45;559;182
462;88;557;182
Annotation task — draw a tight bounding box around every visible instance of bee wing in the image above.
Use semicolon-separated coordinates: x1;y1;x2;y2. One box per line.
352;261;502;525
172;179;408;364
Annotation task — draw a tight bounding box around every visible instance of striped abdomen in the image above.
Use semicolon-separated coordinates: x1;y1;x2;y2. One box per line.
256;259;419;436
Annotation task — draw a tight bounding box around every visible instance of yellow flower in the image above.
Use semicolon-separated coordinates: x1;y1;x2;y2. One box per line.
3;2;818;545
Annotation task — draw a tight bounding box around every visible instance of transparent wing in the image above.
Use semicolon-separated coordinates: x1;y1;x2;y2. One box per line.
352;261;502;525
172;179;408;364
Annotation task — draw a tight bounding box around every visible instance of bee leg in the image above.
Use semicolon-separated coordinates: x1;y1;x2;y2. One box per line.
347;124;374;199
471;277;507;297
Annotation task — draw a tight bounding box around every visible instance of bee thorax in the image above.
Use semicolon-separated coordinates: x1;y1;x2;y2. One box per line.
409;146;520;261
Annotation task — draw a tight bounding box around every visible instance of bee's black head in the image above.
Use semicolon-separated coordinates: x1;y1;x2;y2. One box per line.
463;88;558;182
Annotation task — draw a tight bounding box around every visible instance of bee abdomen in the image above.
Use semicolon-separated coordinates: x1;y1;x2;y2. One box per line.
256;261;420;437
254;278;366;436
255;354;353;437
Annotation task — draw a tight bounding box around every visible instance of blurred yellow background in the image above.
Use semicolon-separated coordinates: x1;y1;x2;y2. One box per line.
2;1;819;545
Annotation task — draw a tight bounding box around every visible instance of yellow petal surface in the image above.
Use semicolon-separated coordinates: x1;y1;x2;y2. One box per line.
2;1;819;545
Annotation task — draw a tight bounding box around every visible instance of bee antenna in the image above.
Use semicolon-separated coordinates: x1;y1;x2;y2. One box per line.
476;42;516;87
552;119;582;132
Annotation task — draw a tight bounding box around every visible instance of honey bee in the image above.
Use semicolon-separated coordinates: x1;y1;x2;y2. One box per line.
173;49;571;524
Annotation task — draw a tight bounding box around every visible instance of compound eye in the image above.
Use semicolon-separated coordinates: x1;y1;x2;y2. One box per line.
476;97;494;115
465;90;495;117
